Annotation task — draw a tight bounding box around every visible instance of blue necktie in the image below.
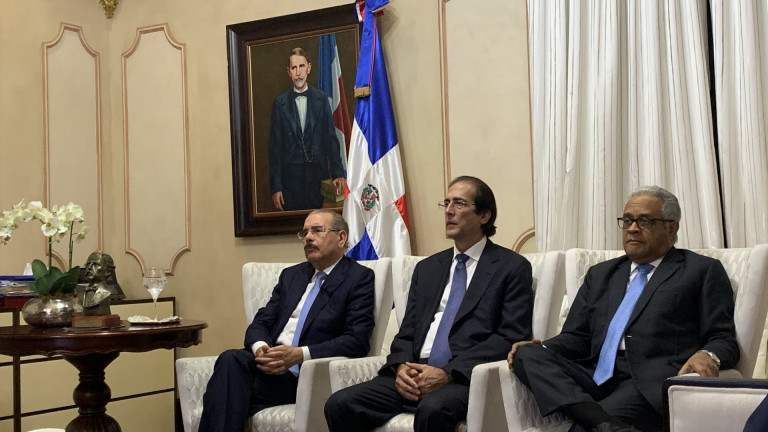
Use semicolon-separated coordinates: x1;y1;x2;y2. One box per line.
428;254;469;368
593;264;654;385
289;271;326;376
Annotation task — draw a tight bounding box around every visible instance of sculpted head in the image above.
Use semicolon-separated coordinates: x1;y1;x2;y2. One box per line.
83;252;116;283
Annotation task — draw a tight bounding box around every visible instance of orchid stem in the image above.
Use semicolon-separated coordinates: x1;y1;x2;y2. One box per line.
68;222;74;270
47;237;52;272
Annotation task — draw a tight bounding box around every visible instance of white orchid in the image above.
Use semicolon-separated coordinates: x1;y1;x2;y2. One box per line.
1;200;88;295
75;226;89;243
57;202;84;225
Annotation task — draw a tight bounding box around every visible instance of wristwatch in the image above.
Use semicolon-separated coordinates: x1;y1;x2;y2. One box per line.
698;350;721;368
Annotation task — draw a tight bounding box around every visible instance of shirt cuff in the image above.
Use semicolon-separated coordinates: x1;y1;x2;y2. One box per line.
251;341;268;355
302;346;311;362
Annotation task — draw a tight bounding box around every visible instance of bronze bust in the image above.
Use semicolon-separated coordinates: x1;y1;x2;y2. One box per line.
78;252;125;300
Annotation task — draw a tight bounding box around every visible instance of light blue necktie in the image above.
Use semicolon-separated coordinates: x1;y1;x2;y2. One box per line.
593;264;654;385
428;254;469;368
289;271;326;376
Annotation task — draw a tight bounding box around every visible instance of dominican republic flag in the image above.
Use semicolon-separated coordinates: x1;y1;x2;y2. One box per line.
344;0;411;260
318;34;352;170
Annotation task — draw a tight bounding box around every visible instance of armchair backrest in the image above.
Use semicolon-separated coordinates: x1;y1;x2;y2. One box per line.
522;251;566;340
564;249;625;308
691;245;768;378
391;255;428;326
241;258;393;356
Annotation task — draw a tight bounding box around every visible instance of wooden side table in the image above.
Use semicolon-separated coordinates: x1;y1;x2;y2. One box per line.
0;319;206;432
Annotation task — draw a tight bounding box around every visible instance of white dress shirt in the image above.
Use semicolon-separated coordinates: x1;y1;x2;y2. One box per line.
419;237;487;359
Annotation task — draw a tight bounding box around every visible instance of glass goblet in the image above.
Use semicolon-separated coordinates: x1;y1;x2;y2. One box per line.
142;265;167;321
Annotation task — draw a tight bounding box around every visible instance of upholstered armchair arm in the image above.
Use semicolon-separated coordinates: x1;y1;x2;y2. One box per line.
465;360;508;432
328;355;387;392
498;363;570;432
176;356;218;432
664;376;768;432
293;357;346;432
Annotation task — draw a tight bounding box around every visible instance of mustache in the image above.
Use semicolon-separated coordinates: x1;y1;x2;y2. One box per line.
304;243;318;251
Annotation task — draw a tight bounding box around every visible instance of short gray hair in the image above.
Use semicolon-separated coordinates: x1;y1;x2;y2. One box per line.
308;209;349;248
629;186;681;222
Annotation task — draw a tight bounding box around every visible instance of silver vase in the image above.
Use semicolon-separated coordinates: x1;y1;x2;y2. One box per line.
21;296;83;328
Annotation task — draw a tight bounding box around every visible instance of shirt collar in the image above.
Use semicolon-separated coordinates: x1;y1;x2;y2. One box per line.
453;236;487;263
316;257;342;280
630;256;663;273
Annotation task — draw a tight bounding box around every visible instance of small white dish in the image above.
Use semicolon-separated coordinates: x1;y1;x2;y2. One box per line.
126;315;181;325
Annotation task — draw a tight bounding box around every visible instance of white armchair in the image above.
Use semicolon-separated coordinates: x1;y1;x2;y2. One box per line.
664;377;768;432
499;245;768;432
176;258;392;432
328;251;565;432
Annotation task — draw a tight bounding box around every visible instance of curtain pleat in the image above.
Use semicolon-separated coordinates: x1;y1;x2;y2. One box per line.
530;0;724;251
711;0;768;247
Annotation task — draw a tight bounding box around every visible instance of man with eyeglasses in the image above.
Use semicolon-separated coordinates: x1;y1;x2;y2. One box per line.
325;175;533;431
199;209;375;432
508;186;738;432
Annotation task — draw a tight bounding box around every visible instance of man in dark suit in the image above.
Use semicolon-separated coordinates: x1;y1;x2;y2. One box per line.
508;186;739;432
268;47;346;211
198;209;375;432
325;176;533;431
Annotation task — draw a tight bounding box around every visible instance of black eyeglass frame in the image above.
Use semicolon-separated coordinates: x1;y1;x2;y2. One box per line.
616;216;675;230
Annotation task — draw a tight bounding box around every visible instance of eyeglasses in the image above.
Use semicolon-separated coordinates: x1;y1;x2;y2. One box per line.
617;216;675;230
438;199;476;211
297;226;341;239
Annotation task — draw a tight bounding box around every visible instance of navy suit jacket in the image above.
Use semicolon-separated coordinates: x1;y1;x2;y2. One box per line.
545;247;739;412
244;256;375;360
267;85;345;194
383;240;533;385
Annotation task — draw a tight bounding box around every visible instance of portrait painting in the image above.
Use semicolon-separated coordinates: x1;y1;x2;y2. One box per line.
228;5;361;236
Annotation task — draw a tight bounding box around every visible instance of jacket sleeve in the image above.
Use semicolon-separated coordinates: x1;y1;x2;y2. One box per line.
698;259;739;369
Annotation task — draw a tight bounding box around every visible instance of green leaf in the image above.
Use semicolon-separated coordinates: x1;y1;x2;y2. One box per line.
30;259;49;280
29;261;81;296
31;273;55;296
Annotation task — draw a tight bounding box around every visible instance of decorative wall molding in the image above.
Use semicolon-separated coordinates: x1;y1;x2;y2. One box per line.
43;22;103;268
123;24;190;275
512;227;536;253
439;0;536;251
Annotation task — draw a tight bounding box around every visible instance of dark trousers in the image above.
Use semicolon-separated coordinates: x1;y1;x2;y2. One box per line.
324;374;469;432
513;344;662;432
198;348;299;432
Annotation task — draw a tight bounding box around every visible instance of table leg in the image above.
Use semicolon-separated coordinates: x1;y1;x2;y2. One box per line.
63;352;121;432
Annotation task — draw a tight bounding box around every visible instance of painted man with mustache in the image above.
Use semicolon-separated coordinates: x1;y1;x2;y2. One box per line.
508;186;738;432
199;209;375;432
268;47;347;211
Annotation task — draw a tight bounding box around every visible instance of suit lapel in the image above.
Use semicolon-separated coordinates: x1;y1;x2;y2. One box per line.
627;248;683;325
454;241;499;325
278;92;303;137
297;257;349;338
304;87;318;138
415;250;452;348
274;262;314;339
